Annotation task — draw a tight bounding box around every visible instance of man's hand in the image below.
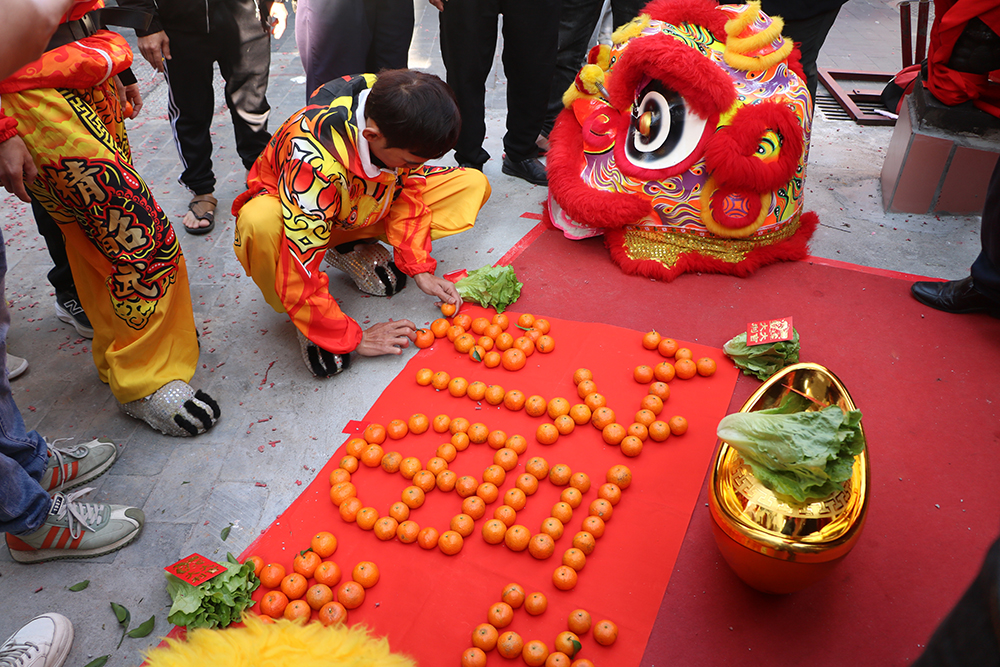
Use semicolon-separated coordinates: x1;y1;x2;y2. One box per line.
123;83;143;118
356;319;417;356
429;0;445;11
269;2;288;39
137;31;171;73
0;135;37;202
413;272;463;310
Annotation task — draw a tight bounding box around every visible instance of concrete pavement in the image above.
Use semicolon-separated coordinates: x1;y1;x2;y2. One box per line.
0;2;984;665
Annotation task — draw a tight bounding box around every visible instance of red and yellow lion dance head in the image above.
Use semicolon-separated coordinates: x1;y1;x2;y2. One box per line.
546;0;817;280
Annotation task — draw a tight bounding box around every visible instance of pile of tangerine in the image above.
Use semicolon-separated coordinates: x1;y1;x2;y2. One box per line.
461;583;619;667
245;532;380;627
414;310;555;371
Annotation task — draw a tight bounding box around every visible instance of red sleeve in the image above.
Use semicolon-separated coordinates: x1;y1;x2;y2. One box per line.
0;112;17;142
384;170;437;276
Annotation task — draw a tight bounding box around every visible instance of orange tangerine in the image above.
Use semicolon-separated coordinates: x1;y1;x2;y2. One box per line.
448;377;469;397
432;414;451;433
602;423;626;445
581;515;606;538
572;368;593;385
492;313;510;329
649;381;671;400
495;332;515;351
436;469;458;492
525;395;548;417
484;350;502;368
675;358;697;379
505;434;528;454
528;533;555;560
467;381;488;401
477;482;499;504
503;390;526;411
517;313;536;328
484;385;506;406
627;422;649;441
501;348;527;371
399;456;421;479
597;483;622;505
440;302;457;317
536;423;559;445
493;505;517;527
653;361;675;382
503;487;527;511
462;496;486;521
675;347;694;360
697;357;717;376
569;403;592;425
415;368;433;386
547;397;571;419
431;371;451;391
607;464;632;489
483;518;508;544
634;364;654;383
430;318;450;338
551;501;573;524
589;499;614;522
553;414;576;435
648;420;671;442
576;380;597;399
438;530;464;555
569;472;591;493
584;393;607;412
516;472;539;495
559;487;582;509
548;463;571;485
539;516;564;540
553;565;578;591
642;330;661;350
658;337;679;357
620;435;643;457
455;475;479;498
502;582;525;609
450;417;471;434
639;394;664;415
525;456;549;479
488;430;509;450
668;415;689;435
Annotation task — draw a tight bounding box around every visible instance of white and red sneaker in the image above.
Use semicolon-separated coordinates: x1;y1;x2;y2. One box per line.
39;439;119;493
5;489;143;564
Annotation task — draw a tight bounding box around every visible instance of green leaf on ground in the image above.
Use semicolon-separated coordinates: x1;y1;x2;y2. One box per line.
83;657;109;667
110;602;130;626
68;580;90;592
220;523;233;541
126;615;156;638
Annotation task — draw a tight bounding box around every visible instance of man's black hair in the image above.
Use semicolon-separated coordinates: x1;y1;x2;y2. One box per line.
365;69;461;159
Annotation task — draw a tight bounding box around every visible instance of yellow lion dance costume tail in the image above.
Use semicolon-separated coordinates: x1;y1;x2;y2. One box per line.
143;616;415;667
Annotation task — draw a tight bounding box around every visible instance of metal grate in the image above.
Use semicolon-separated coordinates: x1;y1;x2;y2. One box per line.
815;93;895;123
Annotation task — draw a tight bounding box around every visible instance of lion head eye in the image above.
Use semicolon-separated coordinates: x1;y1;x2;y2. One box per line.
625;79;708;172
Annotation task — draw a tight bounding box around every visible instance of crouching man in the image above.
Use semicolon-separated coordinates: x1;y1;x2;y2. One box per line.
233;69;491;376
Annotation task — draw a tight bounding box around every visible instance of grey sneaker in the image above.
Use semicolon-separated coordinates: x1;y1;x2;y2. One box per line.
6;353;28;379
5;489;144;564
324;240;407;296
119;380;220;437
55;291;93;339
0;613;73;667
40;438;119;493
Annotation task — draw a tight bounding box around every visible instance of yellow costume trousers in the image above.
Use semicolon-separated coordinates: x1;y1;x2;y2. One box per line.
1;83;199;403
234;167;491;316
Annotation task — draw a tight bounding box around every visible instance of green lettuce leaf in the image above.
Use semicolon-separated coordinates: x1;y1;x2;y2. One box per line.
165;554;259;629
716;397;864;503
722;329;800;381
454;265;523;313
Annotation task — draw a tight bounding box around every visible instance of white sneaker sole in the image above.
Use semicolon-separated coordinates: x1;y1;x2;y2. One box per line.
55;302;94;339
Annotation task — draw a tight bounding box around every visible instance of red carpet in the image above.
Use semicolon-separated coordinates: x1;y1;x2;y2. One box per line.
509;228;1000;666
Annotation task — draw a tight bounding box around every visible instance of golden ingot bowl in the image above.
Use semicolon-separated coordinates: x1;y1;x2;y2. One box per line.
708;362;869;594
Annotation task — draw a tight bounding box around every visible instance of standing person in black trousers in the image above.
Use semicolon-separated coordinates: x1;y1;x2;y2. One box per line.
760;0;848;102
539;0;643;148
433;0;559;186
911;154;1000;317
295;0;415;102
120;0;288;235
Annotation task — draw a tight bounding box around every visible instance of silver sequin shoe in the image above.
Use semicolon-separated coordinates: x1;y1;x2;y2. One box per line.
118;380;221;437
298;330;351;378
324;240;407;296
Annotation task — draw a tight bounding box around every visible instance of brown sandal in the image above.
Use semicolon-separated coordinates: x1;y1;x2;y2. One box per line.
184;193;217;235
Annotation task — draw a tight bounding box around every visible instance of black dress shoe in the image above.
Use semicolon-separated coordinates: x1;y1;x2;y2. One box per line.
910;276;1000;317
502;156;548;186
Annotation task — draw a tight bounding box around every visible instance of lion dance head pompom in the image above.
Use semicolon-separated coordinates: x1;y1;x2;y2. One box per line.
546;0;818;281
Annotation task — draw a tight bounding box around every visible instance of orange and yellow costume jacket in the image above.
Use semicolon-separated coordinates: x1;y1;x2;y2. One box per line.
235;74;445;354
0;1;133;142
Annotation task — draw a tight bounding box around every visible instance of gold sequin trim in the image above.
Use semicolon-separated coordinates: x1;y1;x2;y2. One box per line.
622;213;801;268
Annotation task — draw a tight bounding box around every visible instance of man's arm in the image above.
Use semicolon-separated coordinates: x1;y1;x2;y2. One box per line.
0;0;75;79
117;0;169;72
0;131;38;203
